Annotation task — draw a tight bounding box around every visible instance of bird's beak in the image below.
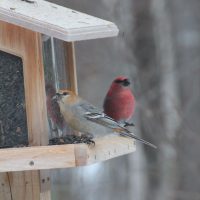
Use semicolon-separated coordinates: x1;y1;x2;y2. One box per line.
52;93;61;101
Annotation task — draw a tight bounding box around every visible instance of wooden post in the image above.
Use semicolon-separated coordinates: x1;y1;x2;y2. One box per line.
0;173;11;200
0;21;51;200
64;42;78;94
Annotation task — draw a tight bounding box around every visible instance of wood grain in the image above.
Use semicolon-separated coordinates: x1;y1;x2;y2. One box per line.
64;42;78;94
0;135;136;172
0;173;11;200
7;171;40;200
0;20;50;199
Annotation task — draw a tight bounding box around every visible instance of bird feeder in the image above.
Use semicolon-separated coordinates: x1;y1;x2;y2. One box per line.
0;0;136;199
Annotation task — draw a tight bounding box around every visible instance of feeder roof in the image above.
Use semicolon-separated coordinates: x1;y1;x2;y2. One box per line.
0;0;119;41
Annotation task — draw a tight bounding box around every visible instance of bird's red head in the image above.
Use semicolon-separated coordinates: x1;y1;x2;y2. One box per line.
106;76;131;96
112;76;131;88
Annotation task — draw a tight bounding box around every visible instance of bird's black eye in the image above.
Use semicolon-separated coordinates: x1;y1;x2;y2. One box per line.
122;79;130;86
63;92;68;96
114;78;130;86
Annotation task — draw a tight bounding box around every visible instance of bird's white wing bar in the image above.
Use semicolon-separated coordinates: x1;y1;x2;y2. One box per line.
84;112;121;129
84;112;105;119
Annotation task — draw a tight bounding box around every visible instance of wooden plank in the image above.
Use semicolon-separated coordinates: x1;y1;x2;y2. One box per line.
0;21;50;199
0;173;12;200
7;171;40;200
87;135;136;164
21;23;51;200
0;135;136;172
0;144;76;172
0;0;119;42
64;42;78;94
39;170;51;200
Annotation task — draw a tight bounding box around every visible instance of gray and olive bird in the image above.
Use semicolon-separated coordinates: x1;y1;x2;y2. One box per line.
54;90;156;148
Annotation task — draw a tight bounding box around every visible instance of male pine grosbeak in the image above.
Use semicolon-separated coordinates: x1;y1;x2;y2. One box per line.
54;90;156;148
104;76;135;127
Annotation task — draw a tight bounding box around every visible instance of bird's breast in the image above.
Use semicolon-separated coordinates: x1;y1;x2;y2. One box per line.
60;104;109;137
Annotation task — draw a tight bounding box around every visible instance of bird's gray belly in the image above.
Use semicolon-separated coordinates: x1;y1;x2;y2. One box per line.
61;104;114;138
70;116;110;138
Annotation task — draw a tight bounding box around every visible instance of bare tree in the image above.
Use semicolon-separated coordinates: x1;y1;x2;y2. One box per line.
151;0;180;199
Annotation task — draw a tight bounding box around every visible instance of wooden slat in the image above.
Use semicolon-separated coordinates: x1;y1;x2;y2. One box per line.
0;173;12;200
64;42;78;94
39;170;51;200
87;135;136;164
0;144;76;172
0;0;118;41
0;135;136;172
7;171;40;200
0;21;50;199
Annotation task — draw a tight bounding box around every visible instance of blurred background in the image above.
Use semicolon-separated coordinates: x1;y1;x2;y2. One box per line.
47;0;200;200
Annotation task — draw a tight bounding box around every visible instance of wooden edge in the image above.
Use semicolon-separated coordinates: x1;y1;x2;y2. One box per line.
64;41;78;94
0;135;136;172
0;6;119;42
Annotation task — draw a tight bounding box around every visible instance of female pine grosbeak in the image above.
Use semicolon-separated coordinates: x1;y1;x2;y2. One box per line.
54;90;156;148
104;76;135;127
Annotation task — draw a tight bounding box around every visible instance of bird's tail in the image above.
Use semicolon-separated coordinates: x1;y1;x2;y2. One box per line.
120;129;157;149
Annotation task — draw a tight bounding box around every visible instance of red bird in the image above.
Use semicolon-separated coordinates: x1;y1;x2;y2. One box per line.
103;76;135;127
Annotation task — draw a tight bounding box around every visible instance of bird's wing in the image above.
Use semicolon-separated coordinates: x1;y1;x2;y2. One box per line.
79;101;157;149
79;101;121;129
84;112;121;129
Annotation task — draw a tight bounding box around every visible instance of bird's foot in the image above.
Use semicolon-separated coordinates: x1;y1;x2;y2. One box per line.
80;135;95;146
124;122;135;127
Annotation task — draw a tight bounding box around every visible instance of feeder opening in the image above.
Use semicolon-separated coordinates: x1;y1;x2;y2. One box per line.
0;50;28;148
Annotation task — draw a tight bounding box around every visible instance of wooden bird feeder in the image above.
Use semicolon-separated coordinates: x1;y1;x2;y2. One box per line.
0;0;136;199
